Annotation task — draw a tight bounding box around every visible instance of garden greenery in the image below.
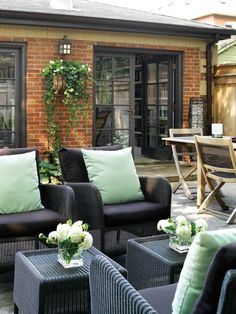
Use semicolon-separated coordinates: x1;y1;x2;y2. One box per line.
42;59;92;161
40;59;92;183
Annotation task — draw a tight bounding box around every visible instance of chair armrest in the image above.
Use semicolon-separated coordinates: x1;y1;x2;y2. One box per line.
40;184;75;220
64;182;105;229
139;176;172;206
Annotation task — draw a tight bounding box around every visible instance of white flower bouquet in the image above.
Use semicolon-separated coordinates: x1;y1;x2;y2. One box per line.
157;215;208;252
39;219;93;267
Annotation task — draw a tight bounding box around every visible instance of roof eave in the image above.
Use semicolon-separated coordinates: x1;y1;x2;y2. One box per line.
0;10;235;40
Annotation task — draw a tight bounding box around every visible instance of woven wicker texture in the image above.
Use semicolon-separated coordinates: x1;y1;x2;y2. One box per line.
127;235;186;290
14;247;126;314
90;255;157;314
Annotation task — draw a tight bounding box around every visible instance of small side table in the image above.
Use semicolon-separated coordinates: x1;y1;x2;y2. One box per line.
14;247;126;314
126;234;186;290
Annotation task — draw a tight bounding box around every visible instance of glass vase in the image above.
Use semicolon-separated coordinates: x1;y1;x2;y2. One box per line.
58;245;84;268
169;235;192;253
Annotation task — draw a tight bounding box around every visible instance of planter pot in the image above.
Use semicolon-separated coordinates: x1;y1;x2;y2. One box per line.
53;74;66;94
58;244;84;268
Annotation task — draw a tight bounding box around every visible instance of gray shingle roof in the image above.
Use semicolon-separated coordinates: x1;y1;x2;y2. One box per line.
0;0;236;38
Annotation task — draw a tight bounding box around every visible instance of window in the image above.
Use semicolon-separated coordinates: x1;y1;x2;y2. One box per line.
0;44;26;148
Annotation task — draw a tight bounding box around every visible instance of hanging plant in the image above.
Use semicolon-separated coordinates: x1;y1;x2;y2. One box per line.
42;59;92;161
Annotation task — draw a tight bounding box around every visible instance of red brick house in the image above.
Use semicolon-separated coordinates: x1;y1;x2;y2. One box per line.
0;0;235;160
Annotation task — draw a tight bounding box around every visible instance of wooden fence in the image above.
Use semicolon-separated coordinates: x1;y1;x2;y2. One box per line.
214;64;236;136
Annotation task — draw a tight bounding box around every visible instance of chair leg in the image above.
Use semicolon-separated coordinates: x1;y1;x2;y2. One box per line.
171;145;195;200
198;182;225;213
207;179;228;210
227;209;236;224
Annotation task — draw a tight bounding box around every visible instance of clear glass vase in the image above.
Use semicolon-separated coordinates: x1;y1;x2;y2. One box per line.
58;245;84;268
169;235;192;253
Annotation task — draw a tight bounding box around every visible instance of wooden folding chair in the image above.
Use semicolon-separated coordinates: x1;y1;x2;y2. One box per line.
195;136;236;224
169;128;203;200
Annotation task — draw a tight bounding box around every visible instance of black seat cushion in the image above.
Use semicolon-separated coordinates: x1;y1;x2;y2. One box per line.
0;209;66;237
139;283;177;314
192;242;236;314
104;201;168;226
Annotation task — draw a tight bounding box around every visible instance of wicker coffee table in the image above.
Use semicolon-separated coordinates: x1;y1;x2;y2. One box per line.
126;234;187;290
13;247;126;314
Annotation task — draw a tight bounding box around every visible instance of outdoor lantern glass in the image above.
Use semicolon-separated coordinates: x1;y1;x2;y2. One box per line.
58;35;71;55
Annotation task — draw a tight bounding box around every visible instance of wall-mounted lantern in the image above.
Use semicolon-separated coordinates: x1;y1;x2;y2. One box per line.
58;35;71;55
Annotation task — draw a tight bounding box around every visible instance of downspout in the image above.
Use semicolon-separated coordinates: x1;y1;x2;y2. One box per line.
206;35;220;134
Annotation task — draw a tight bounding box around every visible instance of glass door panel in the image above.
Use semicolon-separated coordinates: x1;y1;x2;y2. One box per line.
0;52;16;148
94;55;132;148
143;57;175;159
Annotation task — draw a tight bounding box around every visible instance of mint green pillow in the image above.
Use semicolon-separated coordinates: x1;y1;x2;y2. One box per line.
0;151;43;214
172;228;236;314
81;147;144;204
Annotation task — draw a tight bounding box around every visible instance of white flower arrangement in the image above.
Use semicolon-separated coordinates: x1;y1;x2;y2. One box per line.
39;219;93;265
157;215;208;243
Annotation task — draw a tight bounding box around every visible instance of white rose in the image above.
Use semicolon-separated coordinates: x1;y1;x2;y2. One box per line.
157;220;164;231
81;231;93;250
72;220;83;229
56;223;70;242
48;231;58;243
175;215;187;226
176;225;192;241
68;228;83;243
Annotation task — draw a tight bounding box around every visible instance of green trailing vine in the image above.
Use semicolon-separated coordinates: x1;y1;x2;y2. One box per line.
40;59;92;183
42;59;92;161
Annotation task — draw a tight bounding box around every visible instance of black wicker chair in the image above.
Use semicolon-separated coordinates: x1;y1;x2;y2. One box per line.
58;146;171;256
89;242;236;314
0;147;75;272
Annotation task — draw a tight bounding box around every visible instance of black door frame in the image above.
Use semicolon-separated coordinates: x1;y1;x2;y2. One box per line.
142;54;182;159
93;47;183;158
0;42;26;148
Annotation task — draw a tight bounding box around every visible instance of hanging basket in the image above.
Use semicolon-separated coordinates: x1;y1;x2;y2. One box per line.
53;74;66;94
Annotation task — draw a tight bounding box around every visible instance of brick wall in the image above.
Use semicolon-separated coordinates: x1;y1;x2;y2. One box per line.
0;30;206;156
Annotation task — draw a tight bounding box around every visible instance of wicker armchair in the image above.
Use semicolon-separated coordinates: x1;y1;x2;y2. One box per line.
58;146;171;255
90;243;236;314
0;148;74;272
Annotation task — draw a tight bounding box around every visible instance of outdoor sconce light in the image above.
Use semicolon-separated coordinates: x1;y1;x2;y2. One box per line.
58;35;71;55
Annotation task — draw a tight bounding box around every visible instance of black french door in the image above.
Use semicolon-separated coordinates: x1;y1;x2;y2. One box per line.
142;56;179;159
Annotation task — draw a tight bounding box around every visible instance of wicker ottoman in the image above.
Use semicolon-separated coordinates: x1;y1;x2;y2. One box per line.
13;247;126;314
126;234;186;290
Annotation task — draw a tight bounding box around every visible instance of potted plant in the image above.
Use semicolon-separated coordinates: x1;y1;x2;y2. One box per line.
157;215;208;252
39;219;93;268
42;59;92;161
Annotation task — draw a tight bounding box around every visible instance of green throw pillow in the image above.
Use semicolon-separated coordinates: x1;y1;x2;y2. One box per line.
0;151;43;214
172;228;236;314
81;147;144;204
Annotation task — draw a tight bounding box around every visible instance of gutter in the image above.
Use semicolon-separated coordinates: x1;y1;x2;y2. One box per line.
206;35;222;134
0;10;236;39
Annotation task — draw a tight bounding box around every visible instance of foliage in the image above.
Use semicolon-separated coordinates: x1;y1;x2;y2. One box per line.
42;59;92;161
39;158;62;184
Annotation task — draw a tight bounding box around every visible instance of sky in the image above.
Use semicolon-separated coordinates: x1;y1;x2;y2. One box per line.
90;0;236;19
